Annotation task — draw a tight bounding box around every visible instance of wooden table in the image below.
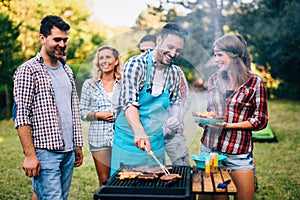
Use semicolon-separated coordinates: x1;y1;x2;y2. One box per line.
191;166;237;199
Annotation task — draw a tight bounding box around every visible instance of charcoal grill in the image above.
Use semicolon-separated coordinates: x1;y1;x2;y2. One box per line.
94;165;191;200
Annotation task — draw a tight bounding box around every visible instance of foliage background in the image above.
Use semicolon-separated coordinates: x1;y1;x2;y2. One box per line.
0;0;299;199
1;0;300;120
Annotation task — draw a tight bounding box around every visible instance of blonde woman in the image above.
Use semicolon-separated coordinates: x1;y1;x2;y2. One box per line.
80;46;121;186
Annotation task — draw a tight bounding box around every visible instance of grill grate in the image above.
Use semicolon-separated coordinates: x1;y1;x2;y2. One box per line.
94;166;191;200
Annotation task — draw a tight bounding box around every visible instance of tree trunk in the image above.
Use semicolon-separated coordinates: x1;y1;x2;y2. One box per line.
211;0;224;40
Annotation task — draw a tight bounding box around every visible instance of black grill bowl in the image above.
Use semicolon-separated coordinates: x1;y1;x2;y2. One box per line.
94;165;191;200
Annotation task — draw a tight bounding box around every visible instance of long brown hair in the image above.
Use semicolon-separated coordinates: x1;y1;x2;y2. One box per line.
213;34;251;88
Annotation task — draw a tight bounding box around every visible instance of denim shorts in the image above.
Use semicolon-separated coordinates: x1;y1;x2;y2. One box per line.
200;144;254;171
32;149;75;200
89;143;112;152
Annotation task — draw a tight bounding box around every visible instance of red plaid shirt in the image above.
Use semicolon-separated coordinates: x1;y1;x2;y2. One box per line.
201;73;268;154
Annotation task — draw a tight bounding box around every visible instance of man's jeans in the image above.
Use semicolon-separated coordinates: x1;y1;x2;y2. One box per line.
164;133;190;165
32;149;75;200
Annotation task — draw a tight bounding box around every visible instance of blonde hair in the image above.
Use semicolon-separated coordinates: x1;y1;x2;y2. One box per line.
91;45;122;83
213;34;251;88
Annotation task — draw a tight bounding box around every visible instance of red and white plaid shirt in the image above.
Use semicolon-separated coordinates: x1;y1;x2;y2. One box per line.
201;72;268;154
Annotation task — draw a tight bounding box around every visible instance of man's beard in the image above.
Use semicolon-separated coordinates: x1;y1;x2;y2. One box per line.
157;50;174;67
47;46;65;60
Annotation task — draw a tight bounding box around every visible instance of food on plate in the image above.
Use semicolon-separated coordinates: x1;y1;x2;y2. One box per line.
193;111;225;125
193;111;224;119
160;173;182;181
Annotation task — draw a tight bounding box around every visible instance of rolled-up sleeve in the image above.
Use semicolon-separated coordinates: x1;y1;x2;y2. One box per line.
120;56;146;110
80;79;93;121
248;76;268;130
13;65;35;128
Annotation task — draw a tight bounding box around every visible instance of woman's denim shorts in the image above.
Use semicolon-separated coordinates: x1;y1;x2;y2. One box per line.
89;143;111;152
200;144;254;171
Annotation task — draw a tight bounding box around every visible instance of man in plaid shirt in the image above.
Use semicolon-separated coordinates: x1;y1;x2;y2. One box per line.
138;34;191;166
13;15;83;200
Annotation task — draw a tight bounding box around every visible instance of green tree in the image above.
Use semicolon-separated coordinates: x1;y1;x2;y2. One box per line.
0;0;96;63
136;4;167;30
0;0;110;119
0;13;23;120
225;0;300;100
146;0;300;99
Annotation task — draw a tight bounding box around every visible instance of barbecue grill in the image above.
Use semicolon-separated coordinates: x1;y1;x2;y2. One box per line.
94;165;191;200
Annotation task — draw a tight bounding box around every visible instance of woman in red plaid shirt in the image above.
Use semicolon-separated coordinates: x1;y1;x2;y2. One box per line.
199;34;268;200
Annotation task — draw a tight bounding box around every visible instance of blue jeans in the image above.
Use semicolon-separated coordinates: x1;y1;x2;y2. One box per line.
164;133;190;165
32;149;75;200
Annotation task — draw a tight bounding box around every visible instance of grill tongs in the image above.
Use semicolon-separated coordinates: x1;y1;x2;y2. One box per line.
145;146;170;176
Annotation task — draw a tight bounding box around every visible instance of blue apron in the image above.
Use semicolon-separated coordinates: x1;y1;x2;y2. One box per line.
111;51;170;175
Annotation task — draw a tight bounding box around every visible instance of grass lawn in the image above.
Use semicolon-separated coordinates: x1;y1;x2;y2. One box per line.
0;98;299;199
